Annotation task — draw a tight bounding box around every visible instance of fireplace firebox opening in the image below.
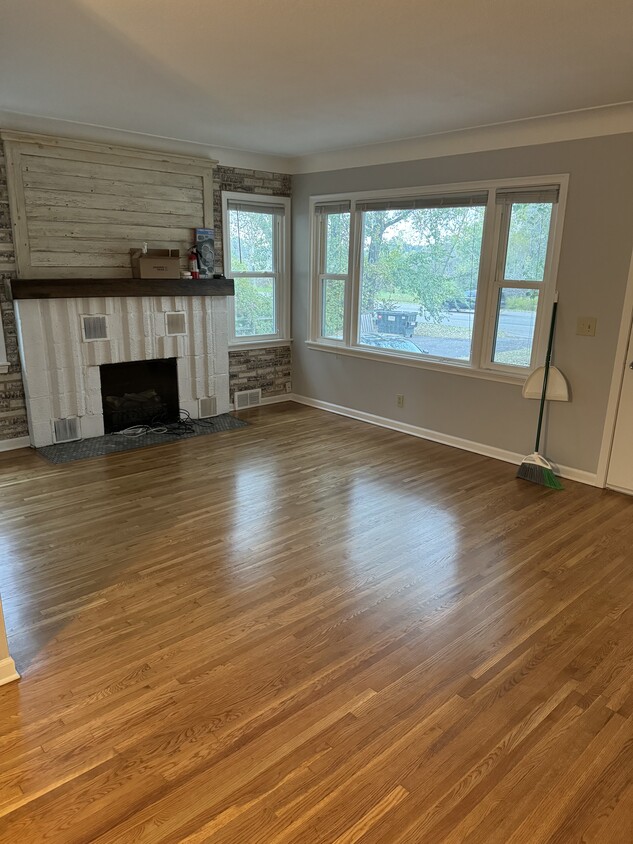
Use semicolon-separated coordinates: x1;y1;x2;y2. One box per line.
100;358;179;433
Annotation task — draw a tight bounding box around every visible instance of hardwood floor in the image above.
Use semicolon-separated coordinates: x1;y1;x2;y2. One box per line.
0;401;632;843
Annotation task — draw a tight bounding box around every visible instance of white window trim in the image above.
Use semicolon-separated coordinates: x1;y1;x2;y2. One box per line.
222;191;291;348
308;174;569;381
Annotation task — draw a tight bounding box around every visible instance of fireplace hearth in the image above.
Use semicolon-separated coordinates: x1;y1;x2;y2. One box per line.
100;358;179;433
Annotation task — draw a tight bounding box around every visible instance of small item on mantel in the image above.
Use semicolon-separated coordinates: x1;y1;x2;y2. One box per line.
181;271;193;280
194;227;215;278
188;248;200;279
130;247;181;279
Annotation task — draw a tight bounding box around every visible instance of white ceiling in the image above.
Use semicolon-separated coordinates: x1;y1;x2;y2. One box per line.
1;0;632;161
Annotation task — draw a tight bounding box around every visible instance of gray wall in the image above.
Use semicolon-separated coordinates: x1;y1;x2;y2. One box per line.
292;134;633;474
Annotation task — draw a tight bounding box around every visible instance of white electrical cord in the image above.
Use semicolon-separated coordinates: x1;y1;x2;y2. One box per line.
112;424;169;438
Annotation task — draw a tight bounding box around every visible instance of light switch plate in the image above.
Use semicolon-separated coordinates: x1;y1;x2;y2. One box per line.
577;317;597;337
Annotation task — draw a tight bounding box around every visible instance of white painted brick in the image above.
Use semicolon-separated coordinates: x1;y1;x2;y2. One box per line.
212;297;228;316
58;393;81;419
80;414;105;439
215;374;229;408
176;357;192;401
28;396;54;426
86;390;103;416
85;366;101;392
154;312;166;337
17;294;233;445
179;399;198;419
22;365;50;399
31;421;54;448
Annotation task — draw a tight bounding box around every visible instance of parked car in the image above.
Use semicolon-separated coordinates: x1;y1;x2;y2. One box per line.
443;289;507;312
444;289;478;311
360;333;427;354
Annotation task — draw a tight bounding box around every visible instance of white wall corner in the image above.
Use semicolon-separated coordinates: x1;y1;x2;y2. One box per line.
0;657;20;687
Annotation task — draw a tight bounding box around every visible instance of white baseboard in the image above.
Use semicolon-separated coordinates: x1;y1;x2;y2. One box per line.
291;395;600;487
230;393;293;411
0;656;19;687
0;436;31;453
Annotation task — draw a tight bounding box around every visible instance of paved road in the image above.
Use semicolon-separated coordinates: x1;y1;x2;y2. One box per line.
380;305;536;361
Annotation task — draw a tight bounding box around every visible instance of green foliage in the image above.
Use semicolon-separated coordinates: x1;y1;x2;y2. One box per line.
503;291;539;311
360;207;485;322
234;278;275;337
229;208;277;336
504;203;552;281
229;209;274;273
325;214;350;275
323;279;345;339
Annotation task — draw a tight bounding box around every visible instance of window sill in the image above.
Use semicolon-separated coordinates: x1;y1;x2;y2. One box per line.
0;362;9;375
229;338;293;351
304;341;526;386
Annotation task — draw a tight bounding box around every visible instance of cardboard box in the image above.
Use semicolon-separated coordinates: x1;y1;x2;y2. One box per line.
130;249;181;279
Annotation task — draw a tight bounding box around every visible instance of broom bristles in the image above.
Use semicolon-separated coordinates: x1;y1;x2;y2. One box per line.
516;459;563;490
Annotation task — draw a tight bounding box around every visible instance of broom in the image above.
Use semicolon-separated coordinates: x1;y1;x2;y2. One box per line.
516;294;563;490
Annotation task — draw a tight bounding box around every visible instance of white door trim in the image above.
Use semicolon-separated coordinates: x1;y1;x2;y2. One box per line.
597;244;633;488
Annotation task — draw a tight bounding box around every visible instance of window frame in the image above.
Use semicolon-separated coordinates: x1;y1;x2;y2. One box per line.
222;191;291;348
311;207;355;345
308;175;568;384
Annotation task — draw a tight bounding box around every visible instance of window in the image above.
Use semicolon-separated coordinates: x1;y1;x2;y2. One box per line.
488;189;557;369
313;201;351;342
223;192;290;344
309;178;566;379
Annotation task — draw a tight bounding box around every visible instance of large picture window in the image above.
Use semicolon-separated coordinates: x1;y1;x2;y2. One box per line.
309;178;566;380
223;193;291;345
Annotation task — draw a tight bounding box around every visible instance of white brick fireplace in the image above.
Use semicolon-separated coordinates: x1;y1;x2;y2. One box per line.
15;293;231;447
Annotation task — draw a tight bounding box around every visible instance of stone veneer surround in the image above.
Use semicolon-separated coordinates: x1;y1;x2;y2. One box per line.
16;295;230;447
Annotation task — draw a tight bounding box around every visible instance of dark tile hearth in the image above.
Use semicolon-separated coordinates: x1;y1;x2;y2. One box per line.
36;414;248;464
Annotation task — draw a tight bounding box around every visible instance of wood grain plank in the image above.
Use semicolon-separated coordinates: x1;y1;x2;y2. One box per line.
0;404;631;843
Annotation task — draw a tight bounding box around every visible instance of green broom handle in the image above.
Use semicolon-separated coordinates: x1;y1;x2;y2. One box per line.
534;295;558;453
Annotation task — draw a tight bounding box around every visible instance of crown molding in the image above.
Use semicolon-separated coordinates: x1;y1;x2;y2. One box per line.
0;128;219;168
1;103;631;177
0;110;294;173
289;102;633;174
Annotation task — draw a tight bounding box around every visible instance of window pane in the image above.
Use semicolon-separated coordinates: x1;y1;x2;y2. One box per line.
358;206;485;361
504;203;553;281
234;277;276;337
229;209;274;273
322;278;345;339
492;288;539;367
325;212;350;274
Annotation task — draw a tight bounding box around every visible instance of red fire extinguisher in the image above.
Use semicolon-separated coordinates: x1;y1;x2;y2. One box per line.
188;248;200;279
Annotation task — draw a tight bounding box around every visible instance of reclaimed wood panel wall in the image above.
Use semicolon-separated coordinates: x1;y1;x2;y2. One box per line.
1;133;216;279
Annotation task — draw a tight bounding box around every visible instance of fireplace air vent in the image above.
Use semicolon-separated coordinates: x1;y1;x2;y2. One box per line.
234;388;262;410
199;396;217;418
81;315;108;342
166;312;187;336
53;417;81;443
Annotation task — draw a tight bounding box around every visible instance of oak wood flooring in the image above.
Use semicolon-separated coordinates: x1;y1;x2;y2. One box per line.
0;402;632;843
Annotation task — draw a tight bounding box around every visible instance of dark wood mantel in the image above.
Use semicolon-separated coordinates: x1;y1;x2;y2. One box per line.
10;277;235;300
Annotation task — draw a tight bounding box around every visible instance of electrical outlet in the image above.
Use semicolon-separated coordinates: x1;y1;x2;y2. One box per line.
576;317;597;337
396;394;405;408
